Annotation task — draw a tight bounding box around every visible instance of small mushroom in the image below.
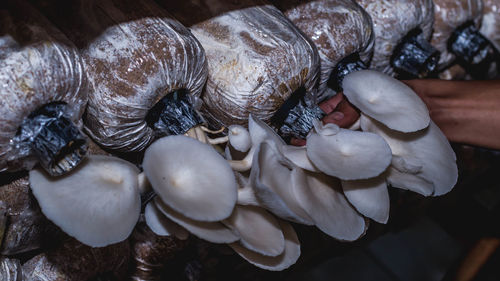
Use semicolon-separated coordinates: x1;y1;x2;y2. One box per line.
294;170;367;241
154;198;239;244
223;205;285;257
143;135;238;222
228;125;252;153
29;155;141;247
144;202;189;240
281;145;320;173
341;176;390;224
342;70;430;133
229;220;300;271
250;142;314;225
361;115;458;196
306;120;392;180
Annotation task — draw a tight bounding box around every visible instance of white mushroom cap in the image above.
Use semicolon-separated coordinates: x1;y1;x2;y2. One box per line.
306;121;392;180
361;115;458;196
154;198;239;244
250;142;314;225
282;145;320;173
143;135;238;222
294;170;367;241
223;205;285;257
341;176;390;224
342;70;430;133
29;155;141;247
230;220;300;271
144;202;189;240
228;125;251;153
248;114;285;150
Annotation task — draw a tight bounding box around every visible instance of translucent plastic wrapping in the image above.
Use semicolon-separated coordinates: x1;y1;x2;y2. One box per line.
481;0;500;51
0;0;86;173
273;0;374;99
163;0;320;134
22;239;130;281
35;0;208;152
432;0;483;69
355;0;435;76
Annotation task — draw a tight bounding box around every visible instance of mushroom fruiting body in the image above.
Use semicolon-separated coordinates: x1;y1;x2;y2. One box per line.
0;0;88;175
154;198;239;244
306;120;392;180
272;0;374;97
223;205;285;257
29;155;141;247
361;116;458;196
342;70;430;133
230;220;301;271
143;135;238;222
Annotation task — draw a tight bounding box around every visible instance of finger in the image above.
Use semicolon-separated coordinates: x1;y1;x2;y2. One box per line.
319;93;344;114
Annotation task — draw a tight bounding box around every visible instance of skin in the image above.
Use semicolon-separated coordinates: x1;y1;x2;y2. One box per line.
403;79;500;150
290;93;360;146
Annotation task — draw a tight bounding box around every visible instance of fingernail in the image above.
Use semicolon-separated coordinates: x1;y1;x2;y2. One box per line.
332;112;344;120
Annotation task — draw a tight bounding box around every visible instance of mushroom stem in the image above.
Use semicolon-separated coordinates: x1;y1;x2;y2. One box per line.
391;28;440;78
137;172;152;194
15;103;87;176
228;147;255;172
200;125;225;134
208;136;229;145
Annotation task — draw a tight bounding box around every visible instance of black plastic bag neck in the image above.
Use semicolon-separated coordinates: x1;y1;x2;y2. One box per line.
391;28;440;78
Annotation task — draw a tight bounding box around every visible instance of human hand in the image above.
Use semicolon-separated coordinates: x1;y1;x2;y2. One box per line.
290;93;360;146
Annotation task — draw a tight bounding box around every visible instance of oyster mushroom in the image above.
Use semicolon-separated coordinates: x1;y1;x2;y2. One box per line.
0;257;21;281
142;135;238;222
29;155;141;247
33;0;211;152
0;0;88;176
272;0;374;97
361;115;458;196
145;202;189;240
294;170;368;241
223;205;285;257
341;176;390;224
230;220;301;271
306;120;392;180
163;0;324;140
355;0;439;78
154;198;239;244
342;70;430;133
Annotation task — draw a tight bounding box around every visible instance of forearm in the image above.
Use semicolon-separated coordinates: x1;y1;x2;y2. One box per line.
404;79;500;150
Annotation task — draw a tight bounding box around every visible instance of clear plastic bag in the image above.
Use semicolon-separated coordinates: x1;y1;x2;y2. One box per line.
481;0;500;51
35;0;208;152
355;0;435;76
273;0;374;99
163;0;321;135
0;0;87;173
432;0;483;70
